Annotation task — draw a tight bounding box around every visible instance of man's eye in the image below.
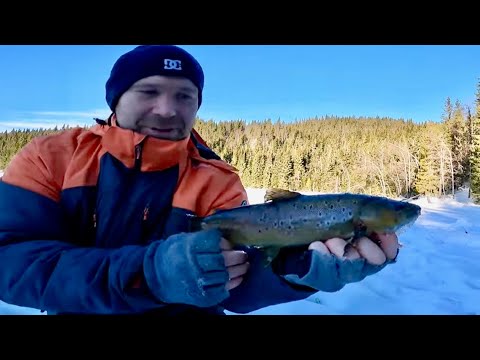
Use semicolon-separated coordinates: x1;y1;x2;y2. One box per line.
178;93;192;100
140;90;157;95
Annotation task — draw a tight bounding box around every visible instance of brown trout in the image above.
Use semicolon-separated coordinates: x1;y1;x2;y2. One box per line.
190;188;422;265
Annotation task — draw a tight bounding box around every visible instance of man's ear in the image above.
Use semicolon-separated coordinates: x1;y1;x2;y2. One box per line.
93;113;114;126
108;112;115;126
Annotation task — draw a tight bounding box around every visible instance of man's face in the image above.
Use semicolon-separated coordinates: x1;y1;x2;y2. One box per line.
115;75;199;141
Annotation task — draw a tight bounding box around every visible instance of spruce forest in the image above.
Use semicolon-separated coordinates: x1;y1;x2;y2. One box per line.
1;82;480;204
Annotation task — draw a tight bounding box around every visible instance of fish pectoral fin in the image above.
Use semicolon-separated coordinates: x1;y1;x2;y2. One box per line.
261;246;282;268
343;243;355;257
264;188;301;203
345;236;355;244
353;221;368;238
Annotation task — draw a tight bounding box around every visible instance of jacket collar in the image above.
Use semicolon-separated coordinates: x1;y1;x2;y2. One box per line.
90;114;189;172
89;114;239;174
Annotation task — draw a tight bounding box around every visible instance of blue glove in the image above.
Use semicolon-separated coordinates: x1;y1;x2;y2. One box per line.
280;249;394;292
143;229;230;308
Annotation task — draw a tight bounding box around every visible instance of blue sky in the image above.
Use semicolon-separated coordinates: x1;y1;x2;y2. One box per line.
0;45;478;131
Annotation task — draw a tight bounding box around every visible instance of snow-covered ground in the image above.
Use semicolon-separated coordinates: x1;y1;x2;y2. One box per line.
0;169;478;315
227;187;480;315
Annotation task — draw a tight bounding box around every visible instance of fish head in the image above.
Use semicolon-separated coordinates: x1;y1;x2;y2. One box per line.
358;197;422;234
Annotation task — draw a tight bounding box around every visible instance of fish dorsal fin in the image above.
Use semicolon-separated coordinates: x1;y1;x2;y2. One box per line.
264;188;301;203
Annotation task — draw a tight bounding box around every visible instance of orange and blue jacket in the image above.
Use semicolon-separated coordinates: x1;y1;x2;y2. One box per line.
0;118;316;314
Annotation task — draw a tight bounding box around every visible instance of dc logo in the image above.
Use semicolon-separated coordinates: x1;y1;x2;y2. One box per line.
164;59;182;70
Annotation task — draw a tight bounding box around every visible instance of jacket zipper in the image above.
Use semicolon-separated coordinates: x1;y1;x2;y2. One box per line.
141;203;151;241
134;143;143;170
143;204;150;221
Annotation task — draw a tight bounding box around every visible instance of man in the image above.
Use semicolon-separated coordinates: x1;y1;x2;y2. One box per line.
0;45;399;315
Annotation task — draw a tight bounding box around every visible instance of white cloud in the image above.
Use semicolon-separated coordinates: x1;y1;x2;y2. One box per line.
0;120;90;130
0;108;111;131
22;109;111;119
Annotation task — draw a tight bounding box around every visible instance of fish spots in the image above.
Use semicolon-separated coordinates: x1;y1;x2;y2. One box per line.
201;192;420;252
316;220;327;227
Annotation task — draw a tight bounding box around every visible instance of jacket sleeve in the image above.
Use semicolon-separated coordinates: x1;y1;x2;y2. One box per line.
0;141;164;314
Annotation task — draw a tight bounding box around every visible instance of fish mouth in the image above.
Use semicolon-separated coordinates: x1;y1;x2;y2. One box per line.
390;202;421;232
360;200;422;234
397;202;421;222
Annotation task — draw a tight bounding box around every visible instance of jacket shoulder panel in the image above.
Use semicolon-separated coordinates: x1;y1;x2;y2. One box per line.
1;128;89;201
0;180;70;242
173;158;248;217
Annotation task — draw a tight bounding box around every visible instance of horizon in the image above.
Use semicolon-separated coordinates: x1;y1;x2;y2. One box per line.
0;114;436;134
0;45;478;132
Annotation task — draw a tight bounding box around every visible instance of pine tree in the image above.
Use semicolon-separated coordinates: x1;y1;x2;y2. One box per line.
451;100;468;188
414;126;441;196
469;80;480;204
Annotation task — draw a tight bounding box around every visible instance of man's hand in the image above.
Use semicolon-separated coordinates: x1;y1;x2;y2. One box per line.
308;232;400;265
220;238;250;291
219;232;399;297
279;232;401;293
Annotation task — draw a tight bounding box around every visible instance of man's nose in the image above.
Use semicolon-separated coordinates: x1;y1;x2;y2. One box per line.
152;96;177;117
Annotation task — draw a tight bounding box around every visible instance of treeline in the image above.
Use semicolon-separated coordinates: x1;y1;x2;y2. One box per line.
0;126;68;170
195;82;480;203
195;98;477;200
1;87;480;203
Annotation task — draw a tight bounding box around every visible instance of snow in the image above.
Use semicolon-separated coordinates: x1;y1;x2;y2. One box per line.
0;170;478;315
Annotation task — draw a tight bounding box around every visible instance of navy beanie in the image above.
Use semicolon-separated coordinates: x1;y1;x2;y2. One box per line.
105;45;204;111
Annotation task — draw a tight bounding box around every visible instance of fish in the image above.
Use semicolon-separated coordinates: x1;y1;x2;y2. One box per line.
190;188;422;266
